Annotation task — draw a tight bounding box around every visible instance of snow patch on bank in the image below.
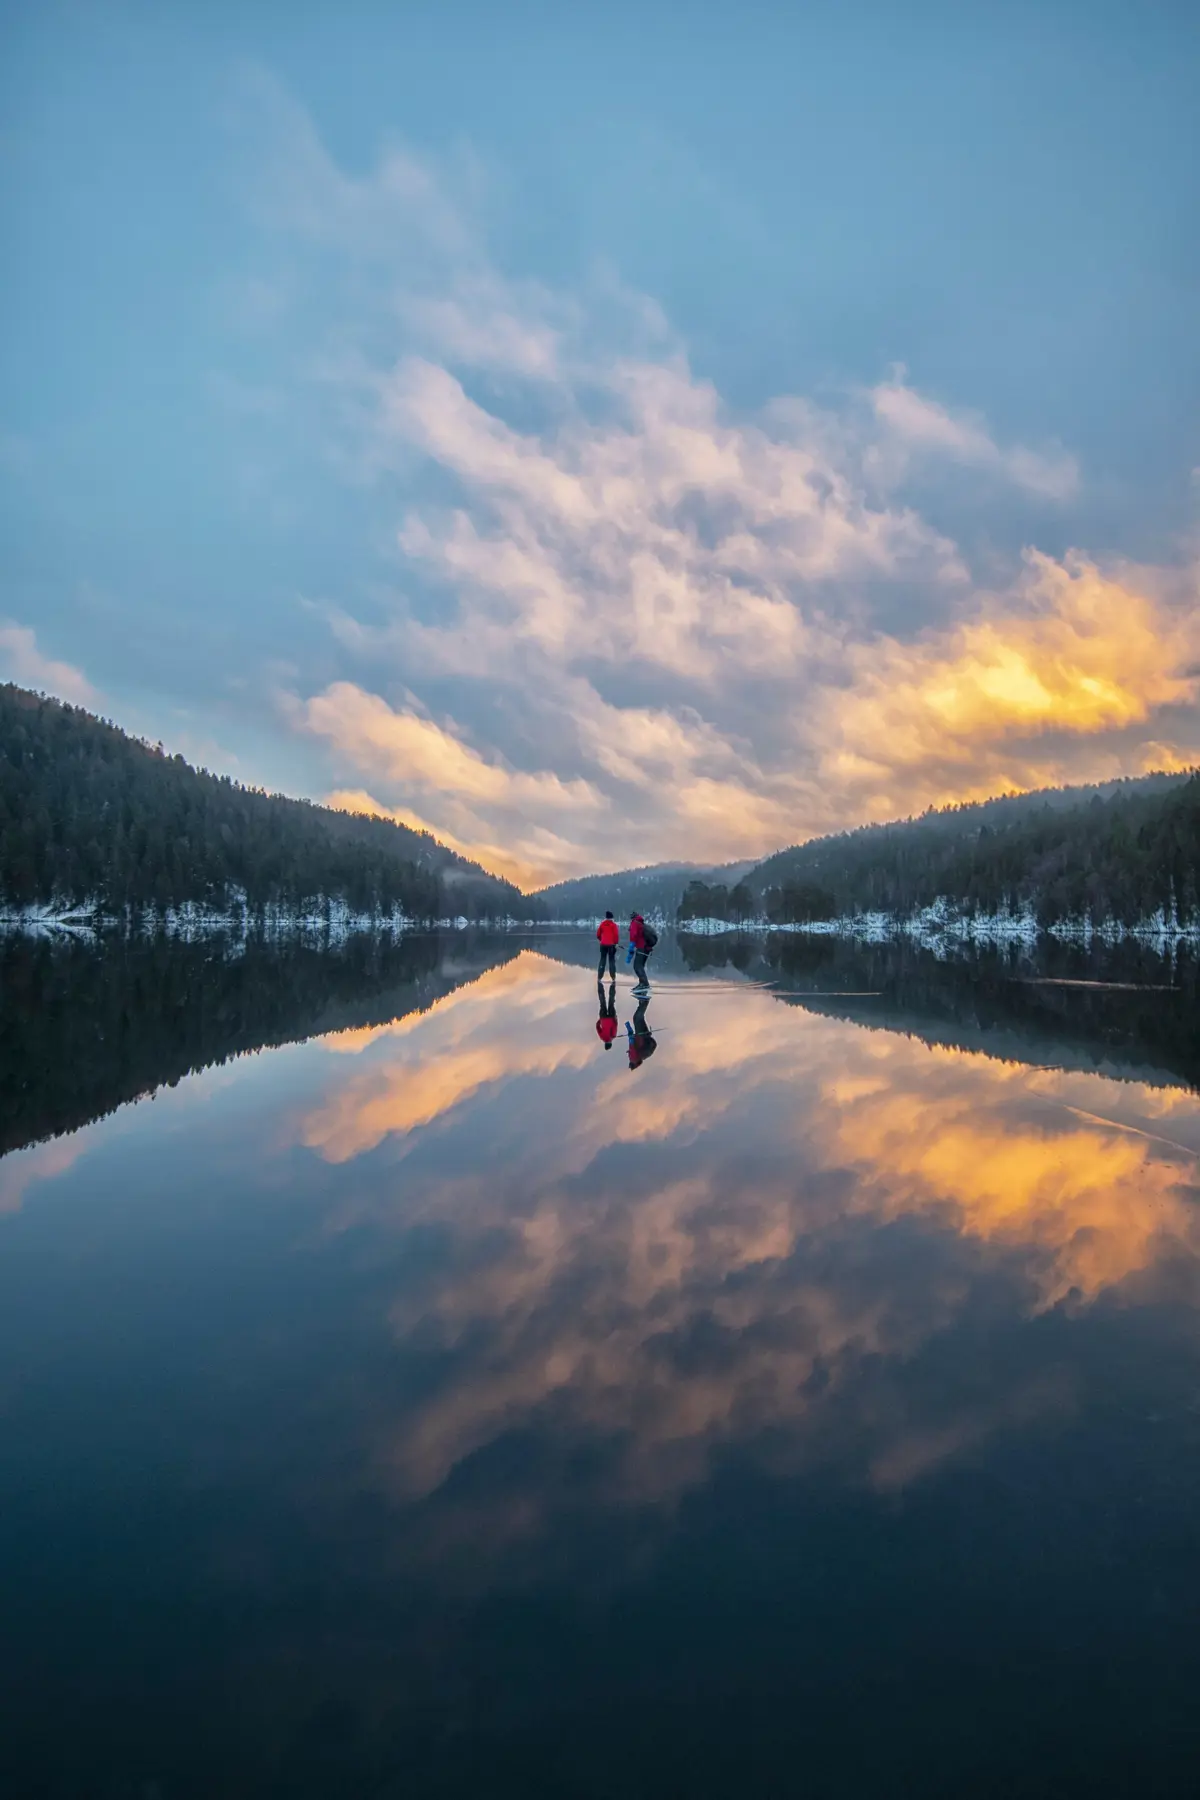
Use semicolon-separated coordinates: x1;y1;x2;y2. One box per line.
0;894;544;942
679;900;1200;956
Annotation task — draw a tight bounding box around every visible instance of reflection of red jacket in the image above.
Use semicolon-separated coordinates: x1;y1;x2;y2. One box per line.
629;915;647;949
597;918;619;946
596;1015;618;1045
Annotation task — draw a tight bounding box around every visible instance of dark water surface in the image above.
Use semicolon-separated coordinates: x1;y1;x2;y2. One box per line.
3;930;1200;1798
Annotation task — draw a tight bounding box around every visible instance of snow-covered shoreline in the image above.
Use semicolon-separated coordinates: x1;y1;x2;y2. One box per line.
676;900;1200;957
677;898;1200;956
4;895;1198;957
0;898;545;944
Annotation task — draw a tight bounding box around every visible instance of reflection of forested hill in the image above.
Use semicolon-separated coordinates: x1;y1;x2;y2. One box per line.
675;932;1200;1094
0;931;521;1156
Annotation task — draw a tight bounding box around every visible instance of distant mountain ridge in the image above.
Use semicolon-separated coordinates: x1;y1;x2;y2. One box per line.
534;858;757;920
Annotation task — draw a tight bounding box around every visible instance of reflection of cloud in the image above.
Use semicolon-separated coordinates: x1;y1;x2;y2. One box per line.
818;1049;1200;1308
302;954;591;1160
868;1371;1073;1491
0;621;98;707
0;1132;94;1216
304;1034;589;1163
244;78;1200;883
291;956;1200;1524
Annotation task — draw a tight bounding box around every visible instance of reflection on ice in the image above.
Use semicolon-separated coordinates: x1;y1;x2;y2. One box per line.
286;950;1200;1518
4;934;1200;1793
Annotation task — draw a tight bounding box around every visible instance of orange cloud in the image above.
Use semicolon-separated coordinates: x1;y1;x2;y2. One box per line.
295;550;1199;883
302;682;595;812
292;681;608;885
820;552;1199;816
323;786;552;889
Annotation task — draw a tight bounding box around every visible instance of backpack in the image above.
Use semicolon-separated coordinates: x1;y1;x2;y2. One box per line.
641;924;659;952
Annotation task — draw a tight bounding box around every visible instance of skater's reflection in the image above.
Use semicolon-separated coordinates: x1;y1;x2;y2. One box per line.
626;992;658;1071
595;979;618;1051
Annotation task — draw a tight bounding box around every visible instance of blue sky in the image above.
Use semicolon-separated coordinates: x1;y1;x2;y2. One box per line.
2;1;1198;883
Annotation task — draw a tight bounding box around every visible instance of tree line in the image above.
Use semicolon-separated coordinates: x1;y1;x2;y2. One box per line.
535;858;756;921
680;774;1199;927
677;877;761;922
0;685;533;922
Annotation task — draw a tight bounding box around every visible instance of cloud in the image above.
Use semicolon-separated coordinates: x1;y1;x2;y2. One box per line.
818;552;1200;815
291;680;608;886
870;374;1080;500
240;79;1198;884
300;680;596;813
385;351;962;686
0;622;98;707
322;786;568;891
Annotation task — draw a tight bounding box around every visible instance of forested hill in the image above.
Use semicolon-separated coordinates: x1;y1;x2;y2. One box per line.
0;686;530;921
742;773;1199;926
6;680;1197;929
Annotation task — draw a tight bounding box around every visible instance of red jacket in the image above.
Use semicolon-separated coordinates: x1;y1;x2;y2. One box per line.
629;914;647;950
597;918;619;946
596;1015;618;1045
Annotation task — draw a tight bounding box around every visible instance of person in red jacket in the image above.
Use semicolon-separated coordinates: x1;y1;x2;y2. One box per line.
595;978;618;1050
628;912;655;990
596;910;619;978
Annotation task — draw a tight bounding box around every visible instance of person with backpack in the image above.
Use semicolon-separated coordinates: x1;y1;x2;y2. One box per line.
596;910;620;979
626;992;658;1069
628;912;658;990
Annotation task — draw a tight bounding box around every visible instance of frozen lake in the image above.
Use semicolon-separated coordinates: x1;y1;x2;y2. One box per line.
3;929;1199;1798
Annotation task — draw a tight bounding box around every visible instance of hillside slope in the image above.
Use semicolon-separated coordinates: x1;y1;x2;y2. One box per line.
746;774;1199;925
0;686;530;921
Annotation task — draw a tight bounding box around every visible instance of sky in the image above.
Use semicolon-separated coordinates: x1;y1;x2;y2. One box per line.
2;0;1198;888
